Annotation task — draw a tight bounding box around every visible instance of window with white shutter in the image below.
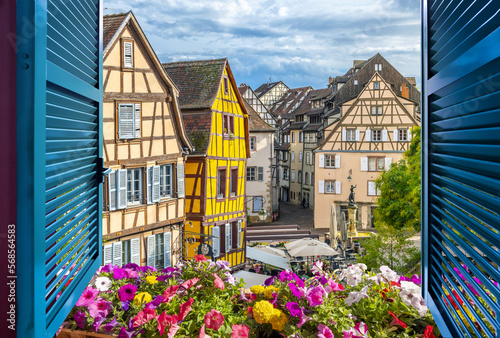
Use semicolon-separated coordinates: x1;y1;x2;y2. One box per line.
212;226;220;258
123;40;133;68
257;167;264;181
393;129;399;142
147;235;156;267
164;232;172;268
382;130;388;142
152;165;160;202
385;157;393;171
117;169;128;209
225;223;231;253
335;154;341;168
112;241;122;266
130;238;141;265
335;181;342;195
318;180;325;194
360;157;368;171
368;181;381;196
118;103;141;139
108;171;117;211
237;220;242;248
365;130;372;142
103;244;113;265
177;163;185;198
318;154;325;168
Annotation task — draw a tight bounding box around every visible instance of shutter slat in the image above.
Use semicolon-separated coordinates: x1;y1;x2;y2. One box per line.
130;238;141;265
103;244;113;265
117;169;127;209
152;166;160;202
177;163;185;198
113;241;122;266
164;232;172;268
147;235;155;267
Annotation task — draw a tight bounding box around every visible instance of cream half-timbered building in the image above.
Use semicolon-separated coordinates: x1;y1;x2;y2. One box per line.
101;12;192;269
314;71;419;229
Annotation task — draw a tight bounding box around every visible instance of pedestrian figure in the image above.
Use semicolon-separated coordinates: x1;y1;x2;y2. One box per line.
325;234;331;246
301;198;306;209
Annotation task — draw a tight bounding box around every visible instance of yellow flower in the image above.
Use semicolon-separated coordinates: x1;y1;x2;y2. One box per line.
250;285;265;295
133;292;152;306
264;286;277;299
271;310;287;331
253;300;275;324
145;276;158;285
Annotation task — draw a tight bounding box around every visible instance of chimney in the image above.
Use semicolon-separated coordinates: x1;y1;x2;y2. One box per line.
328;77;333;85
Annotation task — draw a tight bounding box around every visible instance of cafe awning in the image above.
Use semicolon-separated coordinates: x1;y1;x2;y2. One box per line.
246;246;291;270
233;270;270;287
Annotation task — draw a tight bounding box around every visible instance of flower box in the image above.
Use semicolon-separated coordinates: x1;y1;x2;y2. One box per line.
57;328;112;338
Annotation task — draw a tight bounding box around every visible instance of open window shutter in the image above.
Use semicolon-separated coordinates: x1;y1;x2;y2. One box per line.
134;103;141;138
103;245;113;265
355;129;360;141
393;129;399;142
146;167;152;204
130;238;141;265
123;41;133;68
335;155;341;168
368;182;376;196
318;180;325;194
17;1;103;336
342;129;347;141
147;235;156;267
407;128;412;141
318;154;325;168
212;226;220;258
258;167;264;181
335;181;342;194
225;223;231;253
365;129;372;142
112;241;122;266
108;170;117;211
382;130;388;142
117;169;127;209
360;157;368;171
384;157;392;171
164;232;172;268
152;165;160;202
177;163;185;198
118;104;134;139
237;220;242;248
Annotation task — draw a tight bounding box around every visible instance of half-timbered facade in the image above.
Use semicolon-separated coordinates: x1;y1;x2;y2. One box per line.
101;12;192;269
254;81;290;111
315;56;419;229
239;84;278;128
164;59;250;269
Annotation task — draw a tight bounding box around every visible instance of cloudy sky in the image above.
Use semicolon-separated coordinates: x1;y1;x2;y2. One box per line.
104;0;421;90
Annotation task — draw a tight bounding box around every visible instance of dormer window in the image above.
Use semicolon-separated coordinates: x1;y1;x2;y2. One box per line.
354;80;358;85
223;76;229;95
374;82;380;90
122;40;133;68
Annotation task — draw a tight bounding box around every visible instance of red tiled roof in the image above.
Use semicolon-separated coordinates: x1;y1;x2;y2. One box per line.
163;59;227;110
103;13;128;49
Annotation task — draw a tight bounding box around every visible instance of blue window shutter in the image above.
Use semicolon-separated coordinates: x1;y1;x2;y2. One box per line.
16;0;103;337
422;1;500;337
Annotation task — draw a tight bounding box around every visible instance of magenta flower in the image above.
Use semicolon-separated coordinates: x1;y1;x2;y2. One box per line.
297;309;312;328
343;322;368;338
75;287;98;307
117;284;137;302
307;286;325;307
104;315;118;334
113;268;126;280
278;270;295;282
285;302;302;317
73;311;87;328
178;298;194;321
124;268;139;279
92;316;106;332
324;279;345;293
156;311;179;337
318;323;334;338
162;285;180;302
88;298;111;318
289;283;302;298
204;309;225;330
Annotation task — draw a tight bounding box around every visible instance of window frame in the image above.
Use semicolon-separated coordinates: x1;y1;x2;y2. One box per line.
159;164;173;199
121;39;134;69
372;129;382;142
252;196;264;213
246;167;256;181
374;82;380;90
230;167;238;197
325;155;336;168
126;168;143;205
367;180;381;196
346;128;357;142
249;136;256;151
217;168;227;199
223;114;234;139
368;157;386;172
325;180;336;194
398;128;408;142
117;102;141;140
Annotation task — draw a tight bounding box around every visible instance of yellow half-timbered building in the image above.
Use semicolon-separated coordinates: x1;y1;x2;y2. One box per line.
101;12;192;269
164;59;250;269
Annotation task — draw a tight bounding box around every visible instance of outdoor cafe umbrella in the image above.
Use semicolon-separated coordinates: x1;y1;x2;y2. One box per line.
288;242;339;258
252;244;286;258
285;238;331;252
330;203;337;249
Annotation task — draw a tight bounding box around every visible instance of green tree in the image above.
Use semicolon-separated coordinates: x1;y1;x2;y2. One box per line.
375;126;421;231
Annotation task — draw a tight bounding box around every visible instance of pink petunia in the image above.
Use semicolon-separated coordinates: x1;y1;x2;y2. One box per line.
76;287;99;307
117;284;137;302
88;298;111;318
204;309;225;331
212;273;225;290
307;286;325;307
162;285;180;303
318;323;334;338
194;254;208;262
178;298;194;321
157;311;180;337
181;277;199;290
199;324;211;338
231;324;250;338
132;307;156;328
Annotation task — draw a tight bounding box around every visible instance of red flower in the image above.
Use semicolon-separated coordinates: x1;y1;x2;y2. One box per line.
156;311;180;337
424;325;435;338
194;254;208;262
390;281;401;288
162;285;180;303
388;311;408;328
181;277;199;290
204;309;225;331
213;273;225;290
178;298;194;321
132;308;156;328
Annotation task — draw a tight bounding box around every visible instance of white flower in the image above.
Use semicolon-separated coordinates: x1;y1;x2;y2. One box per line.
345;285;369;306
94;277;112;292
411;294;428;317
379;265;400;282
312;260;324;276
340;264;366;287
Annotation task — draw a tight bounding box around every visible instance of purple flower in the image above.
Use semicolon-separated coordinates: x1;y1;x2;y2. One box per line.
121;301;130;311
264;276;275;286
285;302;301;317
99;264;115;273
216;260;231;270
146;295;164;310
74;311;87;329
412;274;422;285
137;266;157;273
76;287;99;307
113;268;126;280
118;284;137;302
93;316;106;332
123;263;139;270
297;309;311;328
320;276;329;285
278;270;294;282
123;268;138;279
118;327;135;338
318;323;334;338
289;283;302;299
399;276;412;283
104;315;118;334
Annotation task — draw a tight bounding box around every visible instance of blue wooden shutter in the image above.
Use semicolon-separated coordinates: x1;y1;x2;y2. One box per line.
422;1;500;337
16;0;103;337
